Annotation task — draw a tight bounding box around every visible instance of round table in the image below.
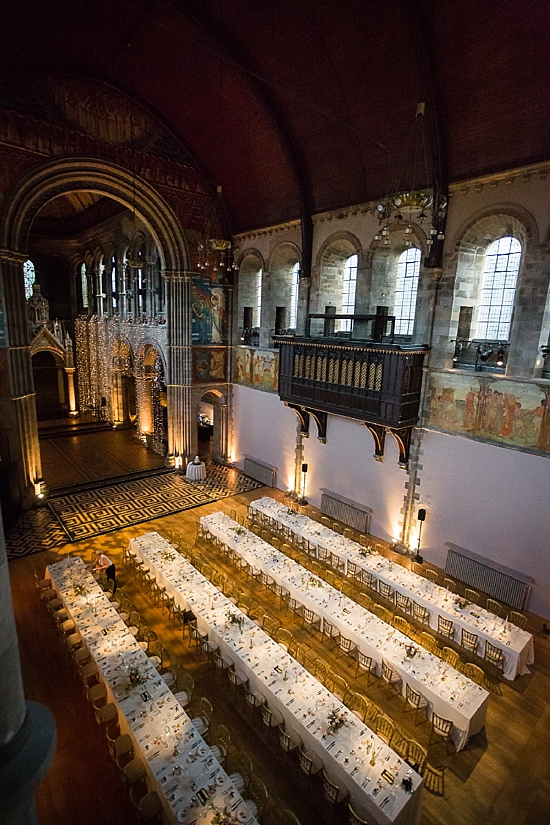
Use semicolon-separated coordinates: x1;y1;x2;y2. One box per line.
186;461;206;481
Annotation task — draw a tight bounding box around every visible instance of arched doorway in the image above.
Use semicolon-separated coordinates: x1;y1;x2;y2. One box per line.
137;346;168;456
195;389;228;464
31;350;68;419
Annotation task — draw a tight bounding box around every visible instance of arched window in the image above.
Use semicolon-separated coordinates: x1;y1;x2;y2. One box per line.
80;262;88;308
289;262;300;329
340;254;358;332
23;259;35;300
394;247;421;335
476;237;521;340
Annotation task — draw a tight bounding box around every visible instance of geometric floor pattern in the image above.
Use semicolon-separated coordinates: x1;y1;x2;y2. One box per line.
5;506;68;560
7;463;264;557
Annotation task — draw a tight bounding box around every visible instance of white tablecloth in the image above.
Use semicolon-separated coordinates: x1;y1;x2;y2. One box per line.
202;513;490;752
47;555;256;825
130;532;423;825
248;497;534;681
186;462;207;481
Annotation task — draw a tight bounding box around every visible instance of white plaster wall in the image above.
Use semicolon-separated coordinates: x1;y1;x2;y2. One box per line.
231;384;297;491
418;428;550;619
231;386;409;540
300;414;408;543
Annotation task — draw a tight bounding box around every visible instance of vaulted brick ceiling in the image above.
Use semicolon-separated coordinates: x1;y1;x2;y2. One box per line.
2;0;549;234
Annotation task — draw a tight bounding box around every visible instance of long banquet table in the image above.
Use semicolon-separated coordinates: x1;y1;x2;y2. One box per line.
202;512;490;752
130;531;423;825
248;496;534;681
47;555;258;825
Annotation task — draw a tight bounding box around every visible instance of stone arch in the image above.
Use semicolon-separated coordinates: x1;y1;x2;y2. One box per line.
1;156;189;271
0;156;188;506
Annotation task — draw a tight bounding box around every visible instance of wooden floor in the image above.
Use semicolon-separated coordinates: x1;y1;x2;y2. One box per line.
9;486;550;825
39;426;165;490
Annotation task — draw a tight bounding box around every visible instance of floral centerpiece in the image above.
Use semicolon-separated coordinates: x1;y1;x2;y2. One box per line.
454;596;472;610
127;666;146;687
231;527;245;537
225;609;245;632
160;549;176;562
307;576;324;588
73;583;87;597
326;706;349;735
359;547;374;558
404;644;417;659
212;808;239;825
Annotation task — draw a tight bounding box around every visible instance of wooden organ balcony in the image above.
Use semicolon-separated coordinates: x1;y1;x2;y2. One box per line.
274;328;429;465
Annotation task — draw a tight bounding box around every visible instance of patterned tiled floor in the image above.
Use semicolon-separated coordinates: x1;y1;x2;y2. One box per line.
6;463;263;557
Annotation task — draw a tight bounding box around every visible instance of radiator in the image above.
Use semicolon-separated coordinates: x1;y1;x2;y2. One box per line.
243;455;277;487
445;543;533;611
320;489;372;534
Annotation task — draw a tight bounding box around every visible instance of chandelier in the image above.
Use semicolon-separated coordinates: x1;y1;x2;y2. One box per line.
195;186;238;276
372;102;447;252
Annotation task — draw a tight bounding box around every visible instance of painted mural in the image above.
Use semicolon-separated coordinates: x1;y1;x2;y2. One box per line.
191;280;229;344
192;348;227;384
234;347;279;393
427;371;550;454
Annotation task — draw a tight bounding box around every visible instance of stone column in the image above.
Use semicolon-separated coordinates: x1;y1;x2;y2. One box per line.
164;270;193;469
95;263;104;317
65;368;77;415
293;419;305;499
57;367;66;406
0;507;56;825
119;261;128;319
0;250;43;510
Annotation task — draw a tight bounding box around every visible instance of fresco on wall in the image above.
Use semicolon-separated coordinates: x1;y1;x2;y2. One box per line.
426;372;550;454
192;348;227;383
234;347;279;393
191;280;229;344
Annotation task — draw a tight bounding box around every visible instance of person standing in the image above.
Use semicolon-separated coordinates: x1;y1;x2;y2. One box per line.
94;550;117;593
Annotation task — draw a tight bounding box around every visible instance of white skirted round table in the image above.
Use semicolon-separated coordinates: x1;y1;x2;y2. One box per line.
185;460;206;481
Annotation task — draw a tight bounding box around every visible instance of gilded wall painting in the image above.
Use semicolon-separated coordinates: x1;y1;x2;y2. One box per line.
234;347;279;393
191;280;228;345
427;372;550;454
192;348;227;383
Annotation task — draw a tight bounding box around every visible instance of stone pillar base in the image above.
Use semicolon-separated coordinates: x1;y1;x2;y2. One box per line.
0;701;56;825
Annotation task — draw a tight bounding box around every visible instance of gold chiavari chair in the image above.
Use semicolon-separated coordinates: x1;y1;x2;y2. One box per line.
461;628;479;654
380;661;402;698
402;684;429;726
374;714;395;746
